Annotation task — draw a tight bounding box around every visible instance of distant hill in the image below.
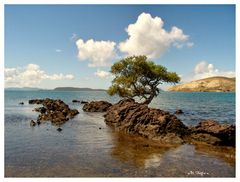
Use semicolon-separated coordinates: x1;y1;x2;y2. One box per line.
168;76;235;92
53;87;106;91
5;87;43;91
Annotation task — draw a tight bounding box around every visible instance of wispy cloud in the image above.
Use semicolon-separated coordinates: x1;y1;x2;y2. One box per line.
55;49;62;53
94;69;112;78
186;42;194;48
70;33;77;41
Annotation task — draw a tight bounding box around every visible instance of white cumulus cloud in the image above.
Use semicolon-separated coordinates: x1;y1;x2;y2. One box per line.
94;69;111;78
193;61;235;80
76;39;116;67
5;64;74;87
118;12;190;59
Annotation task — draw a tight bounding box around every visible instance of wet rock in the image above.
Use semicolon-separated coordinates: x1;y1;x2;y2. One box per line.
57;128;62;132
189;133;221;145
104;99;188;145
83;101;112;112
81;101;88;104
30;98;79;126
72;100;80;103
34;107;47;114
104;99;235;147
30;120;36;126
19;102;24;105
175;109;184;114
29;99;44;104
37;120;41;125
69;109;79;116
190;119;235;146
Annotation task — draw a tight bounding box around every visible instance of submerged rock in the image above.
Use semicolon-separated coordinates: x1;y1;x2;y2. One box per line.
81;101;88;104
175;109;184;114
72;100;80;103
30;120;36;126
83;101;112;112
72;100;88;104
57;128;62;132
30;98;79;126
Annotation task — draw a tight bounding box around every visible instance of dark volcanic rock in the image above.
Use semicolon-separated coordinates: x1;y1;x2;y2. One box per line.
72;100;80;103
34;107;47;114
57;128;62;132
104;99;188;145
104;99;235;147
83;101;112;112
30;98;79;126
29;99;44;104
81;101;88;104
19;102;24;105
190;119;235;146
175;109;184;114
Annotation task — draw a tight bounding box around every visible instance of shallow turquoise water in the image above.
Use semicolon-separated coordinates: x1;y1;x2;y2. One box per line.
4;90;235;177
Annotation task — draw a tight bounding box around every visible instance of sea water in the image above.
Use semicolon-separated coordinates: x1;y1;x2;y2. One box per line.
4;90;235;177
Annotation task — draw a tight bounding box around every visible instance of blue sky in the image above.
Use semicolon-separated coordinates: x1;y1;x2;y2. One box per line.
5;5;235;89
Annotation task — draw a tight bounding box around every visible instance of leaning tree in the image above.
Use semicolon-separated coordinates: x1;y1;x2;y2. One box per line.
107;55;180;104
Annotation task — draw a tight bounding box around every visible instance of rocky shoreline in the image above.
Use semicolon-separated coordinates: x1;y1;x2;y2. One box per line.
29;98;79;127
82;99;235;147
27;98;235;147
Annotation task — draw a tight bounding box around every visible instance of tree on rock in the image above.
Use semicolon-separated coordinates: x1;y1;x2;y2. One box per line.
107;55;180;104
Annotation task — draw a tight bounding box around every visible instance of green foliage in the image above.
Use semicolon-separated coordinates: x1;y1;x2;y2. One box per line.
107;55;180;104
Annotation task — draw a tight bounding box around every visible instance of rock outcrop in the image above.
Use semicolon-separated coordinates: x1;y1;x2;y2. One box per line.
168;76;235;92
104;99;235;147
82;101;112;112
189;120;235;146
104;99;188;145
29;98;79;125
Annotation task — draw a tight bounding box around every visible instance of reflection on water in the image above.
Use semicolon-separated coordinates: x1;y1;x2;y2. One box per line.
109;132;235;177
110;132;177;168
194;144;235;166
5;91;235;177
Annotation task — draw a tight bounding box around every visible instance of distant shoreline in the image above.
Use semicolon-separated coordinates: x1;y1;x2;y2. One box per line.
4;89;236;93
4;87;106;92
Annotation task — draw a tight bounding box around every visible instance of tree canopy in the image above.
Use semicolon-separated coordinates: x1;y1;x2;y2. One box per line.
107;55;180;104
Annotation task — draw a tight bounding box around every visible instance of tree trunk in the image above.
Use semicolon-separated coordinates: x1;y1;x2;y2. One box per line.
143;93;154;105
